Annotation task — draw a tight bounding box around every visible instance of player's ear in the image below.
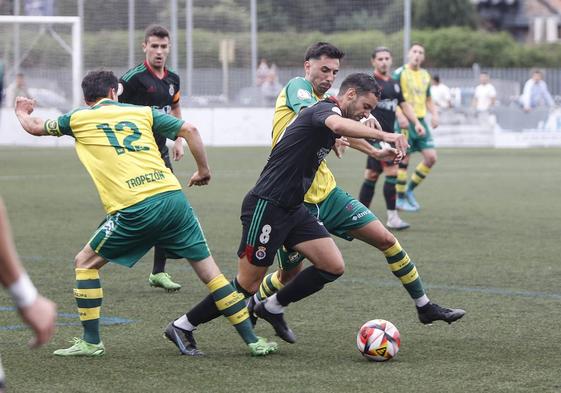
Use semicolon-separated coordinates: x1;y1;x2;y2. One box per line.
142;41;147;53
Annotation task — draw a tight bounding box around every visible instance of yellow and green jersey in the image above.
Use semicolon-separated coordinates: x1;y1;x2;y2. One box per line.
392;65;431;118
44;99;183;214
272;77;336;204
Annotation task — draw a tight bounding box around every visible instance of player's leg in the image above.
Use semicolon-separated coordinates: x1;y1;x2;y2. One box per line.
148;153;181;291
396;123;418;212
349;221;465;324
406;119;436;209
382;161;410;230
165;193;283;356
254;206;339;343
53;245;107;357
359;156;382;208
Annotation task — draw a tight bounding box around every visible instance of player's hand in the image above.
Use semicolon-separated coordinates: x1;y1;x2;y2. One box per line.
431;114;439;129
15;97;36;115
415;122;426;137
188;169;211;187
362;117;383;131
18;295;57;348
373;142;403;164
383;133;409;156
172;139;185;161
333;137;349;158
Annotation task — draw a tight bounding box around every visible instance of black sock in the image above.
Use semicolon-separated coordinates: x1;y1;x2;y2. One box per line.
276;265;342;307
186;279;252;326
152;246;167;274
359;179;376;208
384;176;397;210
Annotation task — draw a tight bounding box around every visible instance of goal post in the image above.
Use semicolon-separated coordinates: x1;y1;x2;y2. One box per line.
0;15;82;107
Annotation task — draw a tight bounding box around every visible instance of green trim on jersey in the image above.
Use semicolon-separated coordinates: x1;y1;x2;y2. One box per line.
285;77;316;113
151;108;184;140
122;64;147;82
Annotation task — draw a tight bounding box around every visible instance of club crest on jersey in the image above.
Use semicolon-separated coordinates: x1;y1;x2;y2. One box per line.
394;84;400;93
255;246;267;260
297;89;312;100
169;84;175;96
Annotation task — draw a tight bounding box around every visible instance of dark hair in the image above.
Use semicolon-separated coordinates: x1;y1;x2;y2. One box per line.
371;46;391;58
144;24;170;43
410;42;425;50
432;74;440;83
81;70;118;103
338;73;382;99
304;42;345;61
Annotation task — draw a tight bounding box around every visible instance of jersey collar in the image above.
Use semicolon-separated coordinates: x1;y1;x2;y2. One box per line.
374;71;391;81
144;60;168;80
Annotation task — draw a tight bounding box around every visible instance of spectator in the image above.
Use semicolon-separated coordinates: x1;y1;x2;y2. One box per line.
5;73;32;107
261;62;282;105
473;72;497;112
520;69;554;112
256;58;271;87
430;74;452;110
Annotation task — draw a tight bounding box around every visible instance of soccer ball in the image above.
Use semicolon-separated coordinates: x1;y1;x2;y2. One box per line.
356;319;400;361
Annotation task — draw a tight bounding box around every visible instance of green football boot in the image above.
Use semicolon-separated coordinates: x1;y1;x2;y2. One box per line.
149;272;181;292
248;337;278;356
53;338;105;357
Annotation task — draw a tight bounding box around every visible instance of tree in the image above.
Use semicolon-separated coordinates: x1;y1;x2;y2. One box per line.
413;0;478;29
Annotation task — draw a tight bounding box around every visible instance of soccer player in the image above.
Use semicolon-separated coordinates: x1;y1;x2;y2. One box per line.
0;197;57;392
393;42;439;212
118;24;184;291
164;73;410;351
14;70;277;357
250;43;464;343
358;46;425;230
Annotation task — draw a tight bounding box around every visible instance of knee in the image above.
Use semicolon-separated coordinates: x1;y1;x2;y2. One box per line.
378;231;397;252
425;154;437;167
323;259;345;277
73;252;86;269
365;170;379;182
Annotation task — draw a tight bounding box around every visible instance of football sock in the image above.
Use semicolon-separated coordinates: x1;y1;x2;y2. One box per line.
152;245;167;274
263;294;284;314
396;163;408;199
276;265;342;307
408;162;431;191
173;314;195;331
74;268;103;344
359;179;377;208
414;294;430;307
189;274;257;344
383;175;397;210
382;241;426;299
255;271;284;301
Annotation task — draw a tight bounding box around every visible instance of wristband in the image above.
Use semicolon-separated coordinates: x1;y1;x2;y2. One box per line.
8;273;38;308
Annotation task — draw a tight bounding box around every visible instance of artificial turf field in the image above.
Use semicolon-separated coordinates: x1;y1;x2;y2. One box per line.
1;146;560;393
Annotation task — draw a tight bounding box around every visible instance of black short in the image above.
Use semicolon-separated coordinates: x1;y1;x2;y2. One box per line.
237;193;330;267
366;156;383;172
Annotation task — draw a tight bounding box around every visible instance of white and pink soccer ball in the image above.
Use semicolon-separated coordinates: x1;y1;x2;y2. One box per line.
356;319;400;362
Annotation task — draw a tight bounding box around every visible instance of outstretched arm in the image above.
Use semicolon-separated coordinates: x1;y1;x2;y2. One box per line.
14;97;49;136
0;199;57;348
324;115;409;155
176;122;211;187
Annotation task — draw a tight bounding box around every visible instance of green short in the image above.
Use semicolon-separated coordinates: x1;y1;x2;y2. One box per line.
89;190;210;267
277;187;378;270
400;118;435;154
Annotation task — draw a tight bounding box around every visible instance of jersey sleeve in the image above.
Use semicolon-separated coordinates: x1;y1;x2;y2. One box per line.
151;108;185;140
44;111;74;137
391;67;403;82
285;78;316;113
425;71;431;97
117;77;135;104
172;73;181;105
311;102;341;128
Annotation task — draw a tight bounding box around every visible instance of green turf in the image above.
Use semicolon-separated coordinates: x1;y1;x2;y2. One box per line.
1;147;560;393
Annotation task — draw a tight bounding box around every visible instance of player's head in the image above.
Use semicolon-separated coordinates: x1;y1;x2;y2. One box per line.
432;74;440;85
337;73;382;121
479;72;490;84
304;42;345;96
531;68;543;81
82;70;118;104
408;42;425;68
371;46;392;75
143;24;171;71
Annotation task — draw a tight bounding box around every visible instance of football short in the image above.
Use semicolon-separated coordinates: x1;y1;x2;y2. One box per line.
237;193;330;267
278;187;378;271
365;138;396;172
89;190;210;267
401;118;435;154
